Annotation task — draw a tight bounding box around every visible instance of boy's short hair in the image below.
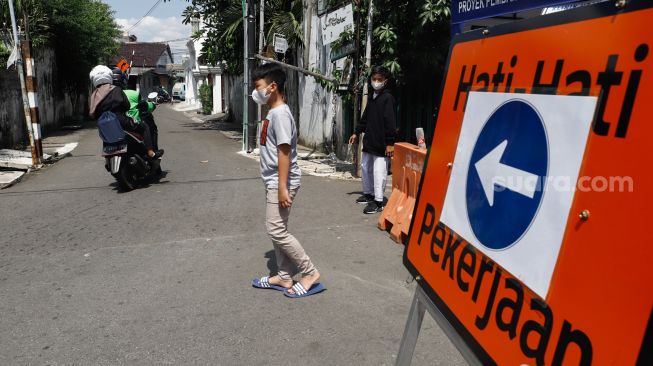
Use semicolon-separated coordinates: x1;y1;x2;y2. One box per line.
252;63;286;94
370;65;392;80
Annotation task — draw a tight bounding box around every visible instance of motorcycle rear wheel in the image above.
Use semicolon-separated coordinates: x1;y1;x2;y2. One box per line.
116;165;138;191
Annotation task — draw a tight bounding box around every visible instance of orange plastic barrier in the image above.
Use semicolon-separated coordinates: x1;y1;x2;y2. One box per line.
378;142;426;244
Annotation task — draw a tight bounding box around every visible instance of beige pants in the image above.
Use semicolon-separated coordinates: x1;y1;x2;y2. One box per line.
266;188;317;281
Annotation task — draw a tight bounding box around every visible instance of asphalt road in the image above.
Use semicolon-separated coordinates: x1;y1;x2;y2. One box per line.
0;105;465;365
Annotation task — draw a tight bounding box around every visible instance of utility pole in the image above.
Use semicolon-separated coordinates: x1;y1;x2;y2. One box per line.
360;0;374;113
303;0;314;67
21;41;43;160
351;0;366;177
353;0;375;177
242;0;249;152
246;0;257;151
257;0;264;124
21;12;43;160
8;0;40;167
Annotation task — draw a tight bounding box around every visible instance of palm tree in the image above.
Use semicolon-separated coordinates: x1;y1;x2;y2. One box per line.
181;0;304;73
265;0;304;49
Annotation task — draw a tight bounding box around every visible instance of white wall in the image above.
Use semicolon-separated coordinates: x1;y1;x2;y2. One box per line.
212;74;223;114
185;71;199;106
184;39;200;107
297;13;342;150
184;20;217;110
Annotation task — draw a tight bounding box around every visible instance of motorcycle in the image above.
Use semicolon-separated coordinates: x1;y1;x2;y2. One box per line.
148;89;171;104
97;111;162;191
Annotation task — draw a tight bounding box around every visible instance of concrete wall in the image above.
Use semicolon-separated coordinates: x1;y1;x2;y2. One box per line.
0;46;87;148
296;13;343;156
0;71;25;148
225;74;243;123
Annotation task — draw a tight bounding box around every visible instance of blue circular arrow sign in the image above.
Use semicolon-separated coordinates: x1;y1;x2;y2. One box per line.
466;100;548;250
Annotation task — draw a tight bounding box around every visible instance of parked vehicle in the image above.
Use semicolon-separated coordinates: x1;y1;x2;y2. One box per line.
155;88;171;104
147;92;159;103
97;110;163;191
172;82;186;101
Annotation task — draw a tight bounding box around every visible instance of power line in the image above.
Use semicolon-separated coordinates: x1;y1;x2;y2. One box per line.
126;0;163;32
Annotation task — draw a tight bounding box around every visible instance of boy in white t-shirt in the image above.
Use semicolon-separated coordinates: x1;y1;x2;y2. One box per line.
250;63;325;298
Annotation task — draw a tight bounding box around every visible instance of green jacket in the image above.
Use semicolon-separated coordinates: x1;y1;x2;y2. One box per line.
123;89;154;123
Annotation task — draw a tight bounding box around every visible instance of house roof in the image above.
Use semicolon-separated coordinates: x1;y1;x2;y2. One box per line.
111;42;173;68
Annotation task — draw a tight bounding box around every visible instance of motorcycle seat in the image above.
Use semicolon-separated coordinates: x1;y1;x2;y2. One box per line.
125;131;145;142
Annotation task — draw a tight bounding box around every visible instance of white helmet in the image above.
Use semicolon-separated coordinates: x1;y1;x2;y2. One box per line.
89;65;113;88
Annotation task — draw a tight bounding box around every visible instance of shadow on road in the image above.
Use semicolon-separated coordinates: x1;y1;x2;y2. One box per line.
265;250;278;275
0;176;261;197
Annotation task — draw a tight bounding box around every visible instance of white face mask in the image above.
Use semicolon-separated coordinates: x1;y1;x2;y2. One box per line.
251;85;272;105
371;80;386;91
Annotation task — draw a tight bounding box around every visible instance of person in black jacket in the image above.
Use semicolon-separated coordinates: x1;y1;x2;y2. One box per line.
88;65;162;159
349;66;396;214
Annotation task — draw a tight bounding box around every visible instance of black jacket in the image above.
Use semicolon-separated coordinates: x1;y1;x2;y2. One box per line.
94;86;133;129
355;89;396;157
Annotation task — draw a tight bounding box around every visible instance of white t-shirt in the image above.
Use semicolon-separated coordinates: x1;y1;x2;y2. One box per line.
259;104;301;189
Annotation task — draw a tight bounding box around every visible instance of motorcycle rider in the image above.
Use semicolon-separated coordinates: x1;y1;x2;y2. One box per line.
88;65;162;159
124;88;160;151
157;85;171;103
111;67;164;159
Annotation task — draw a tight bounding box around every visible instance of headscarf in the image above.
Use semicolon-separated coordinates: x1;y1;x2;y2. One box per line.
89;84;115;118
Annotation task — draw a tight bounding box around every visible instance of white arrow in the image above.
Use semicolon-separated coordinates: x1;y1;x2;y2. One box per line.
474;140;540;207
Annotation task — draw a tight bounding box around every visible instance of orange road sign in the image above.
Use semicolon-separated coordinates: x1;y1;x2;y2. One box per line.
404;1;652;365
116;59;129;73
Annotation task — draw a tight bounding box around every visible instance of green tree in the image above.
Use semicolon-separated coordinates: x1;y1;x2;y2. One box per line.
0;0;120;90
369;0;451;81
166;0;304;74
0;0;49;65
364;0;451;143
165;0;452;143
45;0;121;90
0;0;50;46
0;43;10;66
199;83;213;114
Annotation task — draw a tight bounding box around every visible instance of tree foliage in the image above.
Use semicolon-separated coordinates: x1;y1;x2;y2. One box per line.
0;0;120;90
199;83;213;114
167;0;304;74
166;0;451;107
357;0;451;83
315;0;450;100
0;0;50;46
47;0;121;90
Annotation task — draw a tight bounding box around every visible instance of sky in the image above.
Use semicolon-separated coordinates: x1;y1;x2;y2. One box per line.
103;0;191;62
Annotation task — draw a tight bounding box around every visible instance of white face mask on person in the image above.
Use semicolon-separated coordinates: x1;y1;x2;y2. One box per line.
251;85;272;105
371;80;386;91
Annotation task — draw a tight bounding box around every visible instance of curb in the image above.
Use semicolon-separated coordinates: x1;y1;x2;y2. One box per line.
237;150;360;181
0;170;26;189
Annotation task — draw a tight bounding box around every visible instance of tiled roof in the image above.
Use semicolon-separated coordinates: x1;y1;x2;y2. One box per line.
111;42;173;68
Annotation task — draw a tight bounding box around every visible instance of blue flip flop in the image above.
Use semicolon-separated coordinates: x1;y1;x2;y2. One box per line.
283;282;326;298
252;276;287;292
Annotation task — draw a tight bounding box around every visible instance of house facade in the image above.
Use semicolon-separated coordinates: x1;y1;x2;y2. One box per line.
184;16;225;115
111;42;175;99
